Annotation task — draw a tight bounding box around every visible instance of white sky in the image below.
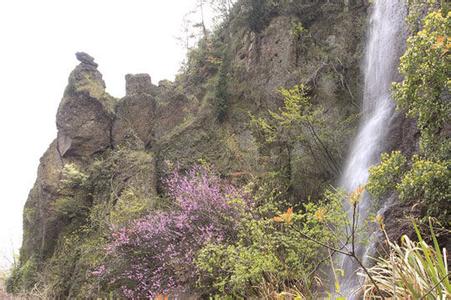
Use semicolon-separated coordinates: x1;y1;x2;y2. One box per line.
0;0;212;269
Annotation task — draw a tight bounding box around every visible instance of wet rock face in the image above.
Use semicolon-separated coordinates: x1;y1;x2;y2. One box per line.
112;74;156;148
56;53;115;157
386;112;420;157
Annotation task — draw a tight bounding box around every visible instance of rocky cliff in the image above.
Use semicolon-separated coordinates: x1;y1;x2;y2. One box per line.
15;0;421;297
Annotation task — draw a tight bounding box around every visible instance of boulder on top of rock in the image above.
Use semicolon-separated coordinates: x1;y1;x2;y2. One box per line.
75;51;98;68
56;53;116;157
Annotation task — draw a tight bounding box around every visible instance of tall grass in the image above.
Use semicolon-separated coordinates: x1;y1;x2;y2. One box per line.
363;221;450;299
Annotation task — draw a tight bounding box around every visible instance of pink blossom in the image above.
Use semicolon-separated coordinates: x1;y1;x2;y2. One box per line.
96;165;251;298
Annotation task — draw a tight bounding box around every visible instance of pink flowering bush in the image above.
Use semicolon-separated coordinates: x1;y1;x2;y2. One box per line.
99;165;250;298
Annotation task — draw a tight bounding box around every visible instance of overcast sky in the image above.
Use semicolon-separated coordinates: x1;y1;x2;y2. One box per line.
0;0;213;269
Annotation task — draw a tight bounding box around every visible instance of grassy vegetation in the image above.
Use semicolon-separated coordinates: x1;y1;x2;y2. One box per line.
364;221;450;299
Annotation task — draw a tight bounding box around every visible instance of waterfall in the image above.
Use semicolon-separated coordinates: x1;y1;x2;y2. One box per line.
337;0;406;297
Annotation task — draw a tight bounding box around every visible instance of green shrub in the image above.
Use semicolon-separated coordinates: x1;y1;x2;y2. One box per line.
52;163;90;221
60;163;88;188
368;152;449;223
195;188;347;297
6;256;38;294
393;9;450;158
110;187;151;226
397;157;450;221
251;84;348;199
367;151;407;199
53;197;90;220
5;264;21;294
291;21;306;39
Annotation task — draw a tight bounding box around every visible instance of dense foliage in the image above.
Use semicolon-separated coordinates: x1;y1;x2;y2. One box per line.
368;6;450;225
393;9;450;158
366;151;407;200
251;84;352;199
368;151;450;222
95;166;348;298
196;187;347;298
98;166;249;298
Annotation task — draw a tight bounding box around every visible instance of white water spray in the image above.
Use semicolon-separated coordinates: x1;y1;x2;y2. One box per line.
337;0;406;297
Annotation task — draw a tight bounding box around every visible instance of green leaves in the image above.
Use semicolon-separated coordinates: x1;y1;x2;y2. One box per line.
367;151;407;200
251;84;315;145
369;7;450;224
368;151;450;223
250;83;345;199
397;157;450;221
60;163;88;189
393;10;450;158
195;188;347;297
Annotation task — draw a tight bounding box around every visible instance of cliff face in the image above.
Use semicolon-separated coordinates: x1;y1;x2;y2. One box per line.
21;56;160;263
17;0;420;296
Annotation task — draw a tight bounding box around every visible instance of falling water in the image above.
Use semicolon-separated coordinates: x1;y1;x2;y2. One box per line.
337;0;406;297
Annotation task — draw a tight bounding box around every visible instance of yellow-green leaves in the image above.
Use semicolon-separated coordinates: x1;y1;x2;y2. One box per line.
275;84;312;124
397;157;450;220
367;151;407;200
393;10;450;158
61;163;88;188
368;149;449;223
375;214;385;231
314;207;327;223
110;187;150;226
291;21;306;39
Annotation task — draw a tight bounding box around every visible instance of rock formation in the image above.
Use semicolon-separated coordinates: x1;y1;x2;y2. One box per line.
112;74;156;148
56;52;115;157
